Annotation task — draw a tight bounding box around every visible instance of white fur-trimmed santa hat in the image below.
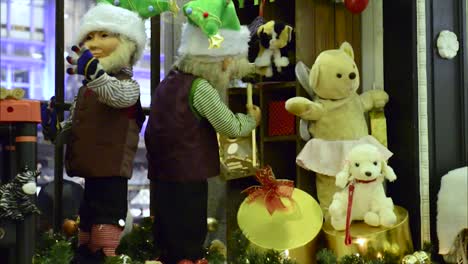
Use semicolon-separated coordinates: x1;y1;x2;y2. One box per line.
178;23;250;58
76;3;147;65
178;0;250;58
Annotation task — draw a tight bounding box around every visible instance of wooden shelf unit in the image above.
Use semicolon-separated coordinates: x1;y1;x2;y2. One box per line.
227;81;297;180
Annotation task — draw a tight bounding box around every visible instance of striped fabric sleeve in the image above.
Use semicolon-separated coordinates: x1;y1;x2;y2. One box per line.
192;79;256;138
86;73;140;108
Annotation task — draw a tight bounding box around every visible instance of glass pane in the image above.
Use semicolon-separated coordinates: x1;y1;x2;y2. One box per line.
33;6;44;29
63;0;94;100
12;43;30;57
10;0;31;39
13;68;29;83
1;2;7;24
33;0;44;6
0;67;6;81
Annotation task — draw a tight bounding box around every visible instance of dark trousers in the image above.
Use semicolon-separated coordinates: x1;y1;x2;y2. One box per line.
79;177;128;231
152;179;208;264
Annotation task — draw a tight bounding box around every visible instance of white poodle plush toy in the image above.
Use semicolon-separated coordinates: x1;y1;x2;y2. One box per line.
329;144;397;241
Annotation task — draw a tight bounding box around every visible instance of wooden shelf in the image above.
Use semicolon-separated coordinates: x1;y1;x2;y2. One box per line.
227;87;259;95
263;134;297;142
255;81;296;90
228;81;296;94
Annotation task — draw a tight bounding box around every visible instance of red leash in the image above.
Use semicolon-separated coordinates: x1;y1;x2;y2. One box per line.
344;182;355;245
344;178;377;245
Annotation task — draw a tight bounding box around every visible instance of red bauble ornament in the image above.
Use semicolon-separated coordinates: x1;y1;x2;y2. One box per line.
344;0;369;14
195;259;208;264
203;12;209;18
178;260;194;264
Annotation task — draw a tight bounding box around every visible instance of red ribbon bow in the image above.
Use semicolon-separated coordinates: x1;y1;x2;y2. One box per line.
241;166;294;215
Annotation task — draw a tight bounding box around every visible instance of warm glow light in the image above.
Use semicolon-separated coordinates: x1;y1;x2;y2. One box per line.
355;237;367;246
283;250;289;257
377;252;382;259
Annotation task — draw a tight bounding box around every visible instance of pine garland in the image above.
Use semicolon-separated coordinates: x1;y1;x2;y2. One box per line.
116;217;158;262
316;249;338;264
36;223;436;264
34;232;74;264
105;255;144;264
205;247;227;264
315;246;432;264
228;229;298;264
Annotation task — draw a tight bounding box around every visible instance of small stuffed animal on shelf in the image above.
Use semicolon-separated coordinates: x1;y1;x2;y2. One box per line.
328;144;397;232
0;167;40;221
254;20;293;77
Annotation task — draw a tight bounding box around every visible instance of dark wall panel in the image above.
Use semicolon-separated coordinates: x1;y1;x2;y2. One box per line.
426;0;468;258
383;0;421;248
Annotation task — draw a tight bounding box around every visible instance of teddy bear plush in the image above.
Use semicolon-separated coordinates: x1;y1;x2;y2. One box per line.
285;42;392;210
254;20;293;77
328;144;397;231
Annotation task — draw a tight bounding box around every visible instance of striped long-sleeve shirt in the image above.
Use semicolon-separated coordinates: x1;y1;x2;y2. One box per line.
86;71;140;108
191;79;256;138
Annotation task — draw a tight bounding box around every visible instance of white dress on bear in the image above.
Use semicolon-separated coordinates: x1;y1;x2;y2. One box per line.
296;135;393;177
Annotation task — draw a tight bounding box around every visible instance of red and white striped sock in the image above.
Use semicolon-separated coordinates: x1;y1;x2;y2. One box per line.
89;224;122;256
78;230;90;246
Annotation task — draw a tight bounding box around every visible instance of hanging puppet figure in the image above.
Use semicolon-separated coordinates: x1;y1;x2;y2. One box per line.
145;0;262;263
65;1;178;262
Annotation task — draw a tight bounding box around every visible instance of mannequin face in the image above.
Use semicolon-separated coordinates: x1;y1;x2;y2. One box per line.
83;31;120;59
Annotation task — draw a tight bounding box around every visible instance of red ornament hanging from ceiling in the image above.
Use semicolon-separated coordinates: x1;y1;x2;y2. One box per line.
344;0;369;14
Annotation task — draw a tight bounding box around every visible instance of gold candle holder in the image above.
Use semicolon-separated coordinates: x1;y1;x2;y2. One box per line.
322;206;413;260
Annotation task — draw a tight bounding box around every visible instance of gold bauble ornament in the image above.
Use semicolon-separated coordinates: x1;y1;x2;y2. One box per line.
401;255;419;264
413;251;431;263
401;251;431;264
207;217;218;232
62;219;78;237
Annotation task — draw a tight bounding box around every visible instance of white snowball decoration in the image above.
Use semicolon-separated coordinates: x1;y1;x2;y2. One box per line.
437;30;459;59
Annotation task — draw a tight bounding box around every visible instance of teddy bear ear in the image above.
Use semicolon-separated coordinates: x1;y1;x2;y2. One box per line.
295;61;314;97
340;42;354;60
309;63;320;90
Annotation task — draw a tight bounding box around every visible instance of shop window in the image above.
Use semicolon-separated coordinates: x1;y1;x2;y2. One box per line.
1;2;6;37
0;67;6;82
13;69;29;83
10;0;31;39
32;4;44;41
13;43;31;57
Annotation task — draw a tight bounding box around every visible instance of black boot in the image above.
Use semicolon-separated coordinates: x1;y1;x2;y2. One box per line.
70;245;105;264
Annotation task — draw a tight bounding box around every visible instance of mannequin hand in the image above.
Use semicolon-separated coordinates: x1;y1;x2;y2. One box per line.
247;104;261;127
66;45;105;81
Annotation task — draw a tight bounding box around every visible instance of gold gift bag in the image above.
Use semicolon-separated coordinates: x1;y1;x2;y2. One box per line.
218;83;259;180
237;166;323;264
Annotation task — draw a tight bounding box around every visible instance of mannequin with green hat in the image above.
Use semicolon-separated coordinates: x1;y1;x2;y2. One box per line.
145;1;261;264
65;1;177;263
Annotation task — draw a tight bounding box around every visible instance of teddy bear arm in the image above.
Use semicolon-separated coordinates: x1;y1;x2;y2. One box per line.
299;102;324;121
285;97;323;120
360;90;389;111
359;92;375;112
